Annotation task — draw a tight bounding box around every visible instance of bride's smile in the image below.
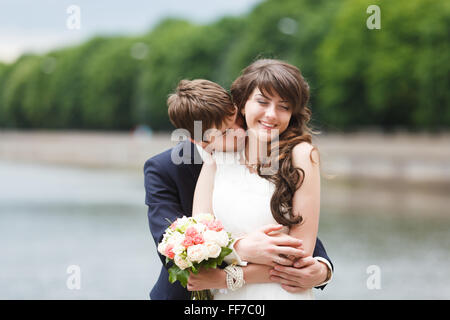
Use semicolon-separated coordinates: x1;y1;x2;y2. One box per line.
242;87;292;143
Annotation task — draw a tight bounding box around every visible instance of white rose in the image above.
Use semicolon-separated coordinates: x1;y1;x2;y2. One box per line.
202;230;215;243
174;254;192;270
175;217;191;231
173;243;185;256
168;232;184;247
157;242;167;256
205;242;221;259
203;230;229;247
193;223;207;234
195;213;215;222
187;244;209;263
178;216;189;225
216;230;230;247
162;232;170;241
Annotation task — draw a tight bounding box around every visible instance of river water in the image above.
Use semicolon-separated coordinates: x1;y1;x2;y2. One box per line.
1;160;449;299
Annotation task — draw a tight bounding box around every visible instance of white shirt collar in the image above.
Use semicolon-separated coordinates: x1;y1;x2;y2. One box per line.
194;143;210;162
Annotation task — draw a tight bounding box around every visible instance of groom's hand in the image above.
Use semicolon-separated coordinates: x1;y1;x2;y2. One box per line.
234;224;305;267
269;256;329;292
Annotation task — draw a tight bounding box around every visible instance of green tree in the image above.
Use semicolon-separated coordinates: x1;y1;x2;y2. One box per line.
0;62;9;126
133;17;244;130
1;55;43;128
317;0;450;130
40;37;111;129
0;0;448;131
222;0;341;114
80;37;142;129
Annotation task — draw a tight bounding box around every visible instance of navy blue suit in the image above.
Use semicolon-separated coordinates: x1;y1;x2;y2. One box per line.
144;140;333;300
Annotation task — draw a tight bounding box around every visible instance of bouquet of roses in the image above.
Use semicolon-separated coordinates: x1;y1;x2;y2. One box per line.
158;213;233;300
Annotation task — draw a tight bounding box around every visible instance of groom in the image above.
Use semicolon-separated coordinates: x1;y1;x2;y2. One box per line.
144;79;333;300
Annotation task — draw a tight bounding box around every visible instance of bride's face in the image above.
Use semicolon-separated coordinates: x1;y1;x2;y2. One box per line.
242;87;293;142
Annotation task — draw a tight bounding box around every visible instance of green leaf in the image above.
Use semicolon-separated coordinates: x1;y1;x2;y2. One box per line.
191;264;199;274
202;259;213;269
177;269;190;288
168;265;179;284
168;265;190;288
217;247;233;265
221;247;233;257
208;260;217;269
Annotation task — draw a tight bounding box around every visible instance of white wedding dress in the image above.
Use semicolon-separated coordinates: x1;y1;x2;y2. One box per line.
211;151;314;300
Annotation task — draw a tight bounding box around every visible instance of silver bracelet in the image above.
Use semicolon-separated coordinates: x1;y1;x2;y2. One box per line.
224;265;245;291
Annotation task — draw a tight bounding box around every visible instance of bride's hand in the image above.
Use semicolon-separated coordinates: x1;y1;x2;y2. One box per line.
269;256;330;292
187;268;227;291
234;224;305;267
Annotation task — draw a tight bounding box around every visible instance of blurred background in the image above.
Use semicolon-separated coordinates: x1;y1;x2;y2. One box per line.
0;0;449;299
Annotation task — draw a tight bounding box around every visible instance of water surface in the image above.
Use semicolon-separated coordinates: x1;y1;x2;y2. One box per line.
1;161;449;299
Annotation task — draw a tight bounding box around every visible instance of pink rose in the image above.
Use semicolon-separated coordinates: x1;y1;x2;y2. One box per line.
192;234;205;245
182;236;194;248
170;221;177;231
164;244;175;259
185;227;198;238
208;221;224;232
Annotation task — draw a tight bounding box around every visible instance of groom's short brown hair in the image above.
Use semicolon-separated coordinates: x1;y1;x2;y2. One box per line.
168;79;236;139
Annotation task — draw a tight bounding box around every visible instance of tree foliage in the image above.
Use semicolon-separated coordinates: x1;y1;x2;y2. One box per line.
0;0;448;131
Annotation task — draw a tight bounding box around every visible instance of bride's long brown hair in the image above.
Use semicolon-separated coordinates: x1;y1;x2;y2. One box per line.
230;59;318;226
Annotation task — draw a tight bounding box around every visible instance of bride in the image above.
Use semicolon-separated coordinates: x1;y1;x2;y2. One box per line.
189;59;321;299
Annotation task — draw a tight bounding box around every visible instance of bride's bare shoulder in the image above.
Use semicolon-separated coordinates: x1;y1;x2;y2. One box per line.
291;142;320;166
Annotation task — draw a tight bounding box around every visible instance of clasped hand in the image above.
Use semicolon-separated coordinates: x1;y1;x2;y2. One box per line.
187;224;329;292
234;224;304;267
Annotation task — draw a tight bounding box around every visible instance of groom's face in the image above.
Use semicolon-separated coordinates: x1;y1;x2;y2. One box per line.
203;111;246;153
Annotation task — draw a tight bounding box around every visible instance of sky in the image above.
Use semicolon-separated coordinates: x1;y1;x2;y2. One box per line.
0;0;262;63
